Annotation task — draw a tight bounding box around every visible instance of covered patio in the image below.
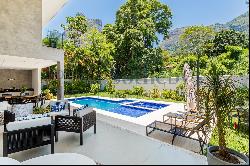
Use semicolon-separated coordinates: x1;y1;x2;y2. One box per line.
0;53;64;100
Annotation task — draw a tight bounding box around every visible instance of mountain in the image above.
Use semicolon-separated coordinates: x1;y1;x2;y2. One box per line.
160;11;249;50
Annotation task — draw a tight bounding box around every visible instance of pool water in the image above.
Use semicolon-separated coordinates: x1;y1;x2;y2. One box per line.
126;101;169;110
69;97;169;118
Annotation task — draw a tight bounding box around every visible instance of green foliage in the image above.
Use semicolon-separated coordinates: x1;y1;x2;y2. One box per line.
161;89;184;101
176;82;186;101
62;13;114;81
90;83;100;95
236;86;249;104
179;26;215;56
104;79;115;94
158;26;249;78
209;127;249;155
33;107;50;114
103;0;172;78
81;28;115;80
42;30;62;49
65;80;91;94
200;60;238;156
42;89;54;100
208;29;249;56
61;13;88;41
20;86;28;94
114;90;128;98
47;80;58;95
132;86;145;96
150;86;161;98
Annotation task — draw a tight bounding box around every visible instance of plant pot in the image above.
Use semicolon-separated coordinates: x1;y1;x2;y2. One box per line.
207;146;249;165
51;42;57;48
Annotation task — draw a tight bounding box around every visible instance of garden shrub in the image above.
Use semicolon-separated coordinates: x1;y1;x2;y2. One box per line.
64;80;92;94
132;86;144;96
104;79;115;94
176;81;186;99
90;83;100;95
162;89;184;101
124;89;132;95
143;90;151;97
47;80;58;95
42;89;54;100
33;107;50;114
114;90;127;98
150;87;161;98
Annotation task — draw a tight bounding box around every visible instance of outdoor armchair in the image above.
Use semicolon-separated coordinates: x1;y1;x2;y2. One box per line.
54;106;96;145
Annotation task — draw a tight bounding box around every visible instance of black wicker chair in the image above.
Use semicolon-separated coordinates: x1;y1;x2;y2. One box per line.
54;110;96;145
3;111;55;157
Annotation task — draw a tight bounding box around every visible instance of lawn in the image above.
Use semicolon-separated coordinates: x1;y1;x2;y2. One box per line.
209;126;249;156
65;92;185;103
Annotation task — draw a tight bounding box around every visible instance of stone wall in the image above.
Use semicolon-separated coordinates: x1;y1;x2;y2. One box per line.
0;69;32;89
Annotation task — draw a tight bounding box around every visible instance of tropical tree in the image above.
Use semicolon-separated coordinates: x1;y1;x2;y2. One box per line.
62;13;88;80
207;29;249;57
179;26;215;110
62;13;114;81
103;0;172;79
80;28;115;80
200;60;240;163
179;26;216;56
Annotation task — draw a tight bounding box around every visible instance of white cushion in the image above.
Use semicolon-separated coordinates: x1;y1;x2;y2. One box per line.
49;110;69;117
11;103;33;117
0;101;11;112
6;117;51;131
76;107;94;117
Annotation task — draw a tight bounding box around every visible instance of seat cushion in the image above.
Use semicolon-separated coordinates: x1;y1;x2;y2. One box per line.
75;107;94;117
0;101;11;112
49;110;69;117
6;117;51;131
11;103;33;118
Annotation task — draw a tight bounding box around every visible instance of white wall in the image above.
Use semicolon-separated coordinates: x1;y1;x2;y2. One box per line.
42;75;249;92
100;75;249;91
0;0;64;62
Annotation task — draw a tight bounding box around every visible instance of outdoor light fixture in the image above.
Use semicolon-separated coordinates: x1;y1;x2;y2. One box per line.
8;78;15;81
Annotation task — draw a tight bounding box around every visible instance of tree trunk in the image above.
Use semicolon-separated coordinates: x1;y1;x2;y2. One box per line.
216;110;229;157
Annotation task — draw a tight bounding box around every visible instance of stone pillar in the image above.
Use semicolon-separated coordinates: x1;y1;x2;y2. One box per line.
32;68;41;95
57;61;64;100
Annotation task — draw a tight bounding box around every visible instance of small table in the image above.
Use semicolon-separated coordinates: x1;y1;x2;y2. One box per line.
21;153;96;165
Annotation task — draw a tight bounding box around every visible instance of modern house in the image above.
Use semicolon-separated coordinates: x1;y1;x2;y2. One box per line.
0;0;68;100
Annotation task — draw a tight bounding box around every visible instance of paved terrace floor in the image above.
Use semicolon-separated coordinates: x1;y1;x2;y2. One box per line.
0;120;207;165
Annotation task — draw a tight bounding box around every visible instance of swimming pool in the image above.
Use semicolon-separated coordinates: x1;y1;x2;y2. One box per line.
125;101;169;110
68;97;169;118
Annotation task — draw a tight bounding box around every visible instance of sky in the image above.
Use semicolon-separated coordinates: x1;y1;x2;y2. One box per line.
43;0;249;36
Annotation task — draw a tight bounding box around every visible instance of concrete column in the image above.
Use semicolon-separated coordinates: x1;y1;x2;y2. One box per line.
32;68;41;95
57;61;64;100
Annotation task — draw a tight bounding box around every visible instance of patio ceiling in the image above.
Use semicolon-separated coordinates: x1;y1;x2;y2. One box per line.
42;0;69;27
0;55;57;70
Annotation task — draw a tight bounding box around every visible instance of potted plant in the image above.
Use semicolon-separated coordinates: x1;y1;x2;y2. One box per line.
47;30;61;48
200;61;249;165
42;89;54;100
20;86;27;96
